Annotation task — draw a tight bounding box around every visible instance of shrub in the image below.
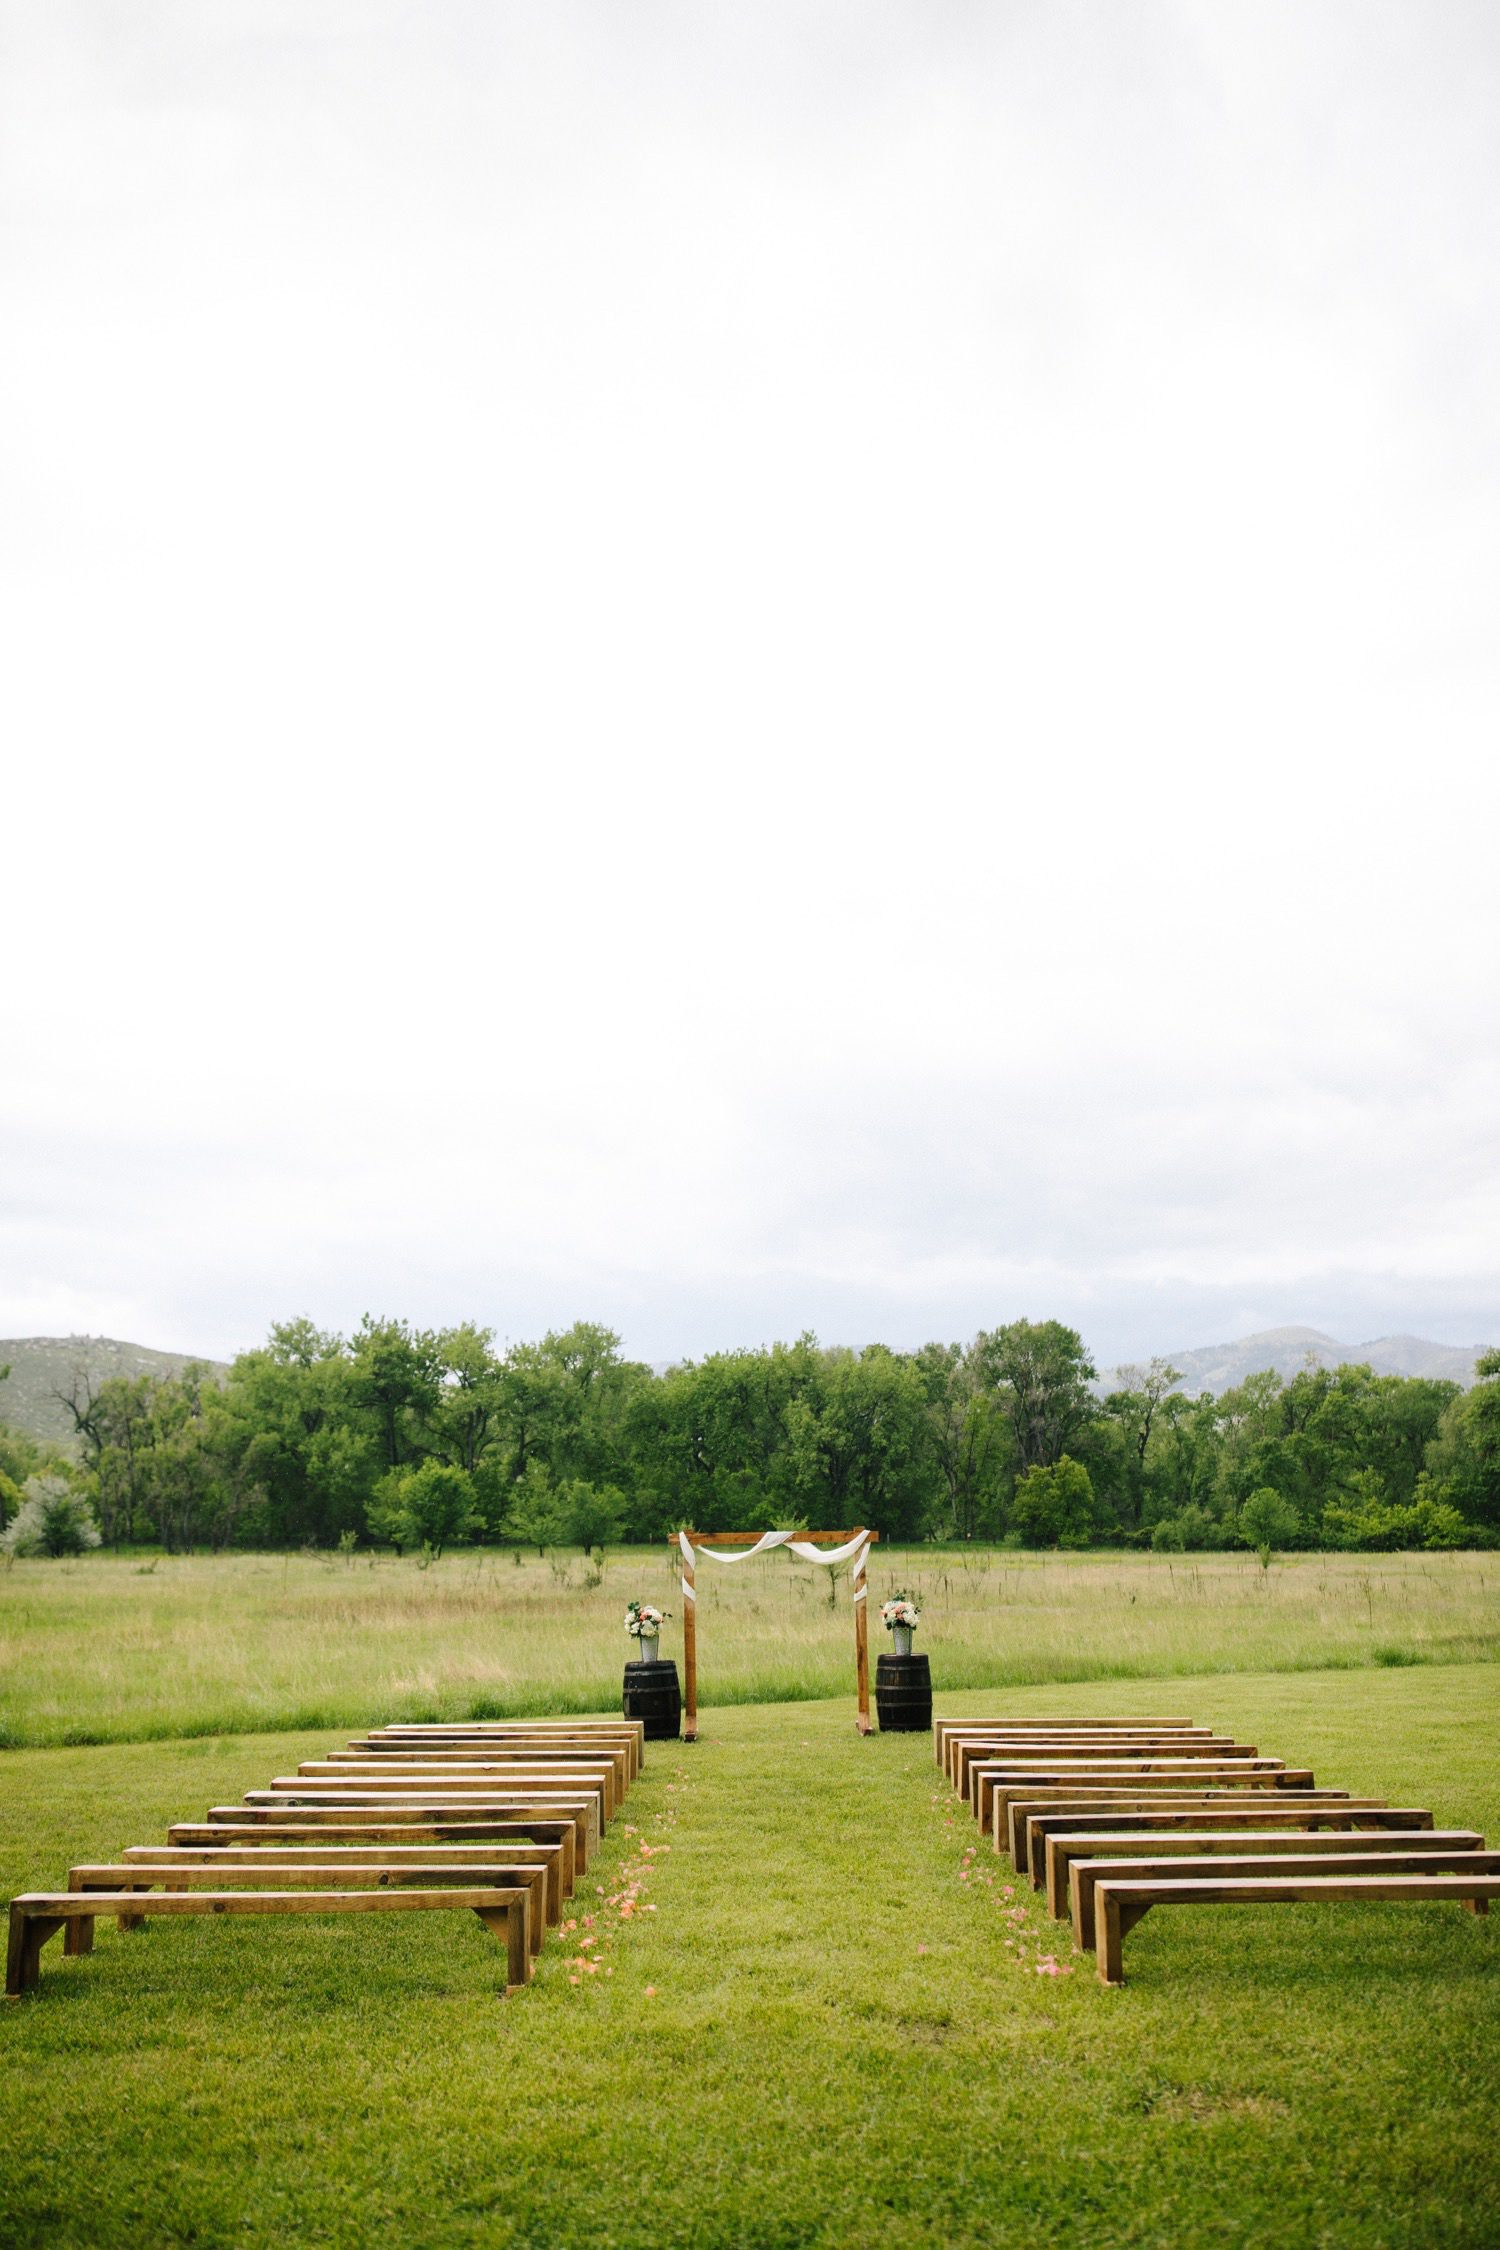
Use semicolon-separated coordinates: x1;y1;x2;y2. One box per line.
1012;1456;1096;1547
367;1462;479;1556
1238;1487;1301;1553
1;1475;103;1558
1151;1504;1222;1552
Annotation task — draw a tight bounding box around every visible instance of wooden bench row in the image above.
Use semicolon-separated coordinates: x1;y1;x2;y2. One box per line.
7;1719;641;1999
934;1711;1493;1986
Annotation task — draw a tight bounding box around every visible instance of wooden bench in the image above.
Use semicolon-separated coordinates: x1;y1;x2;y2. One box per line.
358;1726;644;1781
169;1819;578;1898
215;1795;600;1863
241;1789;604;1855
953;1738;1258;1799
65;1858;550;1960
1022;1803;1434;1892
317;1746;633;1802
7;1885;533;2000
936;1717;1201;1775
275;1762;621;1819
938;1722;1207;1784
1094;1871;1500;1985
974;1759;1302;1829
128;1839;569;1926
1055;1833;1490;1945
996;1780;1328;1867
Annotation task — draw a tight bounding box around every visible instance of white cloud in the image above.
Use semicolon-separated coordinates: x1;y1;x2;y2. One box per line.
2;1;1497;1364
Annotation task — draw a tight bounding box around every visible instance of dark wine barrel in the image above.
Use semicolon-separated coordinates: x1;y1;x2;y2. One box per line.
623;1658;682;1741
875;1651;932;1733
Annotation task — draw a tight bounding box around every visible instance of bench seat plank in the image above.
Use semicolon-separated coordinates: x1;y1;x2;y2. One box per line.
935;1717;1199;1771
1025;1806;1433;1892
175;1817;581;1878
66;1860;549;1960
951;1738;1252;1795
997;1777;1321;1865
144;1838;571;1917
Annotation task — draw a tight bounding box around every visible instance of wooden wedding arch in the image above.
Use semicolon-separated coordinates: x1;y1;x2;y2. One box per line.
669;1528;879;1739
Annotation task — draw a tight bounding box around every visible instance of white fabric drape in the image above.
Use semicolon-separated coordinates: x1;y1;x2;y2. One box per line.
677;1526;872;1574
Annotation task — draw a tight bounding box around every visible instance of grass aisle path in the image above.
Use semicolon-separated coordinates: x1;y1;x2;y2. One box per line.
1;1667;1498;2247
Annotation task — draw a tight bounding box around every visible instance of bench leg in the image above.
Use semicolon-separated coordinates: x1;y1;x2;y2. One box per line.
7;1909;67;1998
1464;1897;1490;1916
1097;1898;1150;1987
475;1904;529;1992
1045;1842;1068;1924
1073;1871;1095;1955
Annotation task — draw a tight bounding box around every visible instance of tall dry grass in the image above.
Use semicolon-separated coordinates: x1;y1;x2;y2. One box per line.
0;1542;1495;1747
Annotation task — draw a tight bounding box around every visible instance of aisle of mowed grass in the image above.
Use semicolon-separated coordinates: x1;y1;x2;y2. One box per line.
2;1544;1496;1747
3;1664;1499;2249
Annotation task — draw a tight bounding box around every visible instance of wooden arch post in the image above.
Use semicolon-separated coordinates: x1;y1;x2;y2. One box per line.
672;1529;879;1741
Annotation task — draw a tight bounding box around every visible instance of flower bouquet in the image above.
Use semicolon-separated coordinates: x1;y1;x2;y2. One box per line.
625;1600;670;1659
880;1592;921;1656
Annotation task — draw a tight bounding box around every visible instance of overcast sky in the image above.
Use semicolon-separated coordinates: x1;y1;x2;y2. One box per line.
2;1;1497;1370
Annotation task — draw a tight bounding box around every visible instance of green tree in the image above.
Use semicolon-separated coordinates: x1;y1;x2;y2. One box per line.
348;1317;443;1472
1238;1486;1301;1552
975;1320;1097;1474
554;1478;624;1555
1099;1359;1184;1534
1011;1455;1096;1547
913;1341;1010;1540
369;1461;480;1555
2;1473;102;1557
503;1461;564;1554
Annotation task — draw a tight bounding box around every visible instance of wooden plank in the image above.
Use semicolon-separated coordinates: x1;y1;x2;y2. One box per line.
934;1716;1199;1769
1095;1872;1500;1986
69;1861;549;1960
354;1732;642;1781
174;1817;578;1887
218;1794;601;1859
998;1781;1331;1868
953;1738;1255;1797
1064;1839;1492;1947
300;1757;624;1818
275;1762;619;1818
369;1723;642;1785
141;1839;567;1918
322;1744;630;1789
1024;1804;1433;1892
975;1759;1298;1828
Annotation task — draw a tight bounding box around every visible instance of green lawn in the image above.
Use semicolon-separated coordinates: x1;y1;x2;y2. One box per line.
2;1544;1495;1748
3;1665;1498;2249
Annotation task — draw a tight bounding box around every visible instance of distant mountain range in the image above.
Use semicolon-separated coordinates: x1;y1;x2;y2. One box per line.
1099;1325;1490;1399
0;1335;228;1452
1;1324;1491;1455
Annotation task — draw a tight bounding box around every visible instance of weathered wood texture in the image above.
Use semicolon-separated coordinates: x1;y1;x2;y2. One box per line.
1023;1804;1433;1890
1001;1789;1361;1870
125;1841;568;1923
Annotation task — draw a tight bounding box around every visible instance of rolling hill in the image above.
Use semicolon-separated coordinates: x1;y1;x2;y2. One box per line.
0;1336;229;1452
1099;1325;1489;1398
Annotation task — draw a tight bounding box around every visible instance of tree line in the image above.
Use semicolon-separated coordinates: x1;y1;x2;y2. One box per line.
2;1317;1497;1557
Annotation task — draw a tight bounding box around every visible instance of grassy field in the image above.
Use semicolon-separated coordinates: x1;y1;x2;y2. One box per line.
1;1665;1498;2248
2;1544;1496;1749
